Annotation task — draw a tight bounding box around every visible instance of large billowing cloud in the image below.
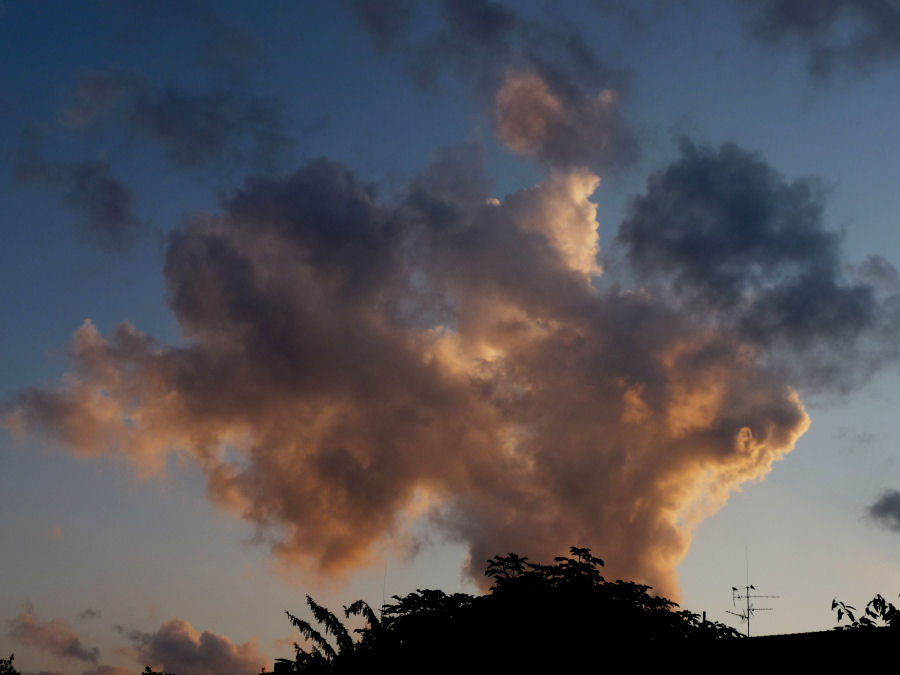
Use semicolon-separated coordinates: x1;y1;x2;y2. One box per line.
126;619;266;675
3;140;896;597
744;0;900;81
8;603;100;664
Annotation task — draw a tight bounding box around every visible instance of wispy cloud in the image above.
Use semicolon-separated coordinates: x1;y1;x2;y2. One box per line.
13;126;142;251
64;70;295;172
744;0;900;81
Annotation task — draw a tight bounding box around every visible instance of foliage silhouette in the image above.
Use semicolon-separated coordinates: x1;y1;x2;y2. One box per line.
833;593;900;629
143;666;176;675
0;654;20;675
285;546;740;672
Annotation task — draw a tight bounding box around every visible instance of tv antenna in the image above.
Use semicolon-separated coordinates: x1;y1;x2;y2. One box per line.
726;549;778;637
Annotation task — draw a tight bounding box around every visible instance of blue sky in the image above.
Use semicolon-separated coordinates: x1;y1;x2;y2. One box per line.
5;2;900;673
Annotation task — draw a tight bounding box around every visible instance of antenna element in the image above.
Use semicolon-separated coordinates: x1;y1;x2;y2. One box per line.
725;553;778;637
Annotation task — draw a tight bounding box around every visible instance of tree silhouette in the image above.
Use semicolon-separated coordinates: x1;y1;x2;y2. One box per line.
285;595;383;672
0;654;20;675
285;546;740;672
833;594;900;629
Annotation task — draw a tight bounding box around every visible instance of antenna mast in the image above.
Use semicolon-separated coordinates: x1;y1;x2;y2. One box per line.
726;551;778;637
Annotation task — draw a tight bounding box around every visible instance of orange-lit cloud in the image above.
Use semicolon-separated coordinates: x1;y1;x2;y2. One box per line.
8;603;100;664
4;140;896;598
80;666;131;675
128;619;266;675
495;70;635;170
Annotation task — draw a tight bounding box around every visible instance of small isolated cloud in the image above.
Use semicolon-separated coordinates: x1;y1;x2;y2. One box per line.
8;603;100;664
77;609;101;621
13;126;141;251
128;619;266;675
869;489;900;531
744;0;900;81
833;426;876;446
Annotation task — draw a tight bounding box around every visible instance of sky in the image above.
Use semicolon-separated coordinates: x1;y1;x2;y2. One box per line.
5;1;900;672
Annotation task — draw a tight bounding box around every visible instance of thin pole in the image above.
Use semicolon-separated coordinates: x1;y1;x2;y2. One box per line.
745;548;750;637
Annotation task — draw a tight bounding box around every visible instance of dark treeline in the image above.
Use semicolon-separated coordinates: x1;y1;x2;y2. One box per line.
9;549;900;674
284;547;740;673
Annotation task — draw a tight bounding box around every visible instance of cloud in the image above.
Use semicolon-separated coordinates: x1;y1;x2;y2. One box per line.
495;70;636;170
8;603;100;664
347;0;414;54
349;0;635;171
744;0;900;81
77;609;101;621
15;140;888;597
868;489;900;531
13;126;141;251
112;0;259;81
852;255;900;293
127;619;266;675
64;70;294;173
617;139;900;393
80;666;132;675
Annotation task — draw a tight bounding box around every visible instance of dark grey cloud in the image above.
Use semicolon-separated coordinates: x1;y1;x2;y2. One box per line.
853;255;900;293
8;603;100;664
76;609;101;621
869;489;900;531
13;126;141;251
347;0;415;53
129;84;292;170
617;139;900;392
114;0;259;81
348;0;635;172
65;70;294;172
744;0;900;81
